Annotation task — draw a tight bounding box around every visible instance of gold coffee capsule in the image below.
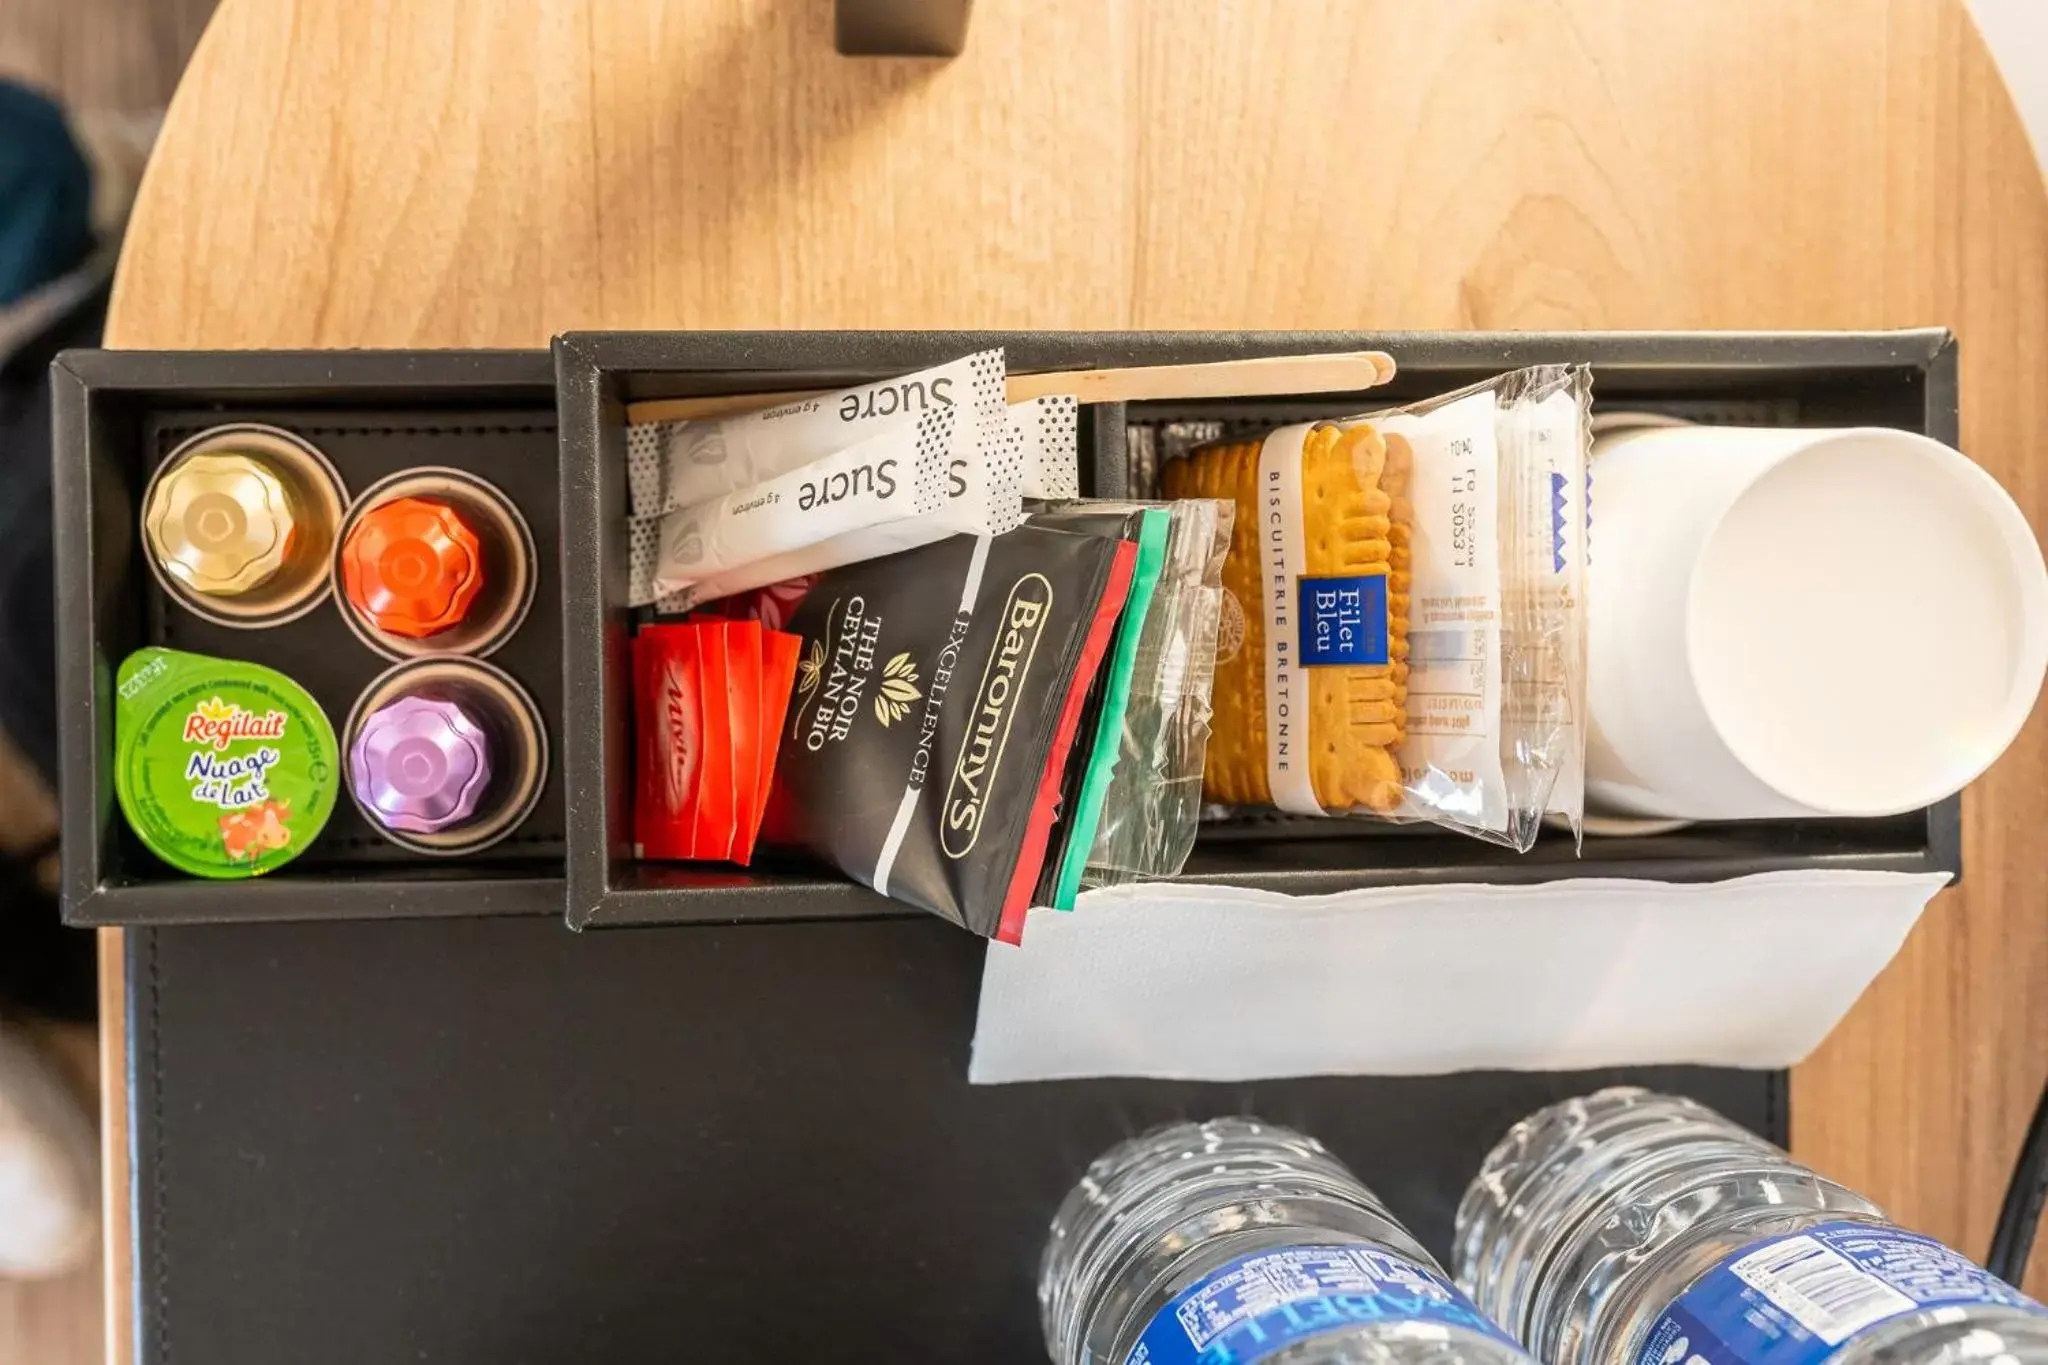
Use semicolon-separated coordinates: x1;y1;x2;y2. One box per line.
141;426;348;628
146;452;296;595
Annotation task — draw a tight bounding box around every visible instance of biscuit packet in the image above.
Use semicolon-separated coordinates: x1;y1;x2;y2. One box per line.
1164;365;1589;849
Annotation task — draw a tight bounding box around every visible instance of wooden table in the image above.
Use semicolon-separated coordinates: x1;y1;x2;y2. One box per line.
98;0;2048;1358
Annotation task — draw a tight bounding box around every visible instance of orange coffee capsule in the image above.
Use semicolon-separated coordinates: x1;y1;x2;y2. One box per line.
340;497;484;638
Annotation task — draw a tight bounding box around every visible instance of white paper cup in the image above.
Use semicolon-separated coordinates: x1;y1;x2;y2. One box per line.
1587;423;2048;820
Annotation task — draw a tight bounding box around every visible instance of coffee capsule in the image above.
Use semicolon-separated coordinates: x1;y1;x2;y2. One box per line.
334;469;535;659
348;694;491;833
342;496;485;638
344;657;546;855
141;426;348;627
113;647;339;878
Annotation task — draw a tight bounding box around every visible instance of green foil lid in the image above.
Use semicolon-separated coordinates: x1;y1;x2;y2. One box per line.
113;647;339;878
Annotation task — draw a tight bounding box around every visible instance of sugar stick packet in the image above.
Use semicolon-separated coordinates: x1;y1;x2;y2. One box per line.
626;351;1027;608
650;408;1033;612
629;350;1008;518
646;408;954;602
1011;395;1080;500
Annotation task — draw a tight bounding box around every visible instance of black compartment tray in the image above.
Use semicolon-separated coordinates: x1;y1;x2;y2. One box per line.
56;350;565;925
557;329;1961;929
54;334;1961;927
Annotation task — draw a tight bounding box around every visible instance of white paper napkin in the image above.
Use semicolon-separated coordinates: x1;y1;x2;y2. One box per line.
970;870;1948;1084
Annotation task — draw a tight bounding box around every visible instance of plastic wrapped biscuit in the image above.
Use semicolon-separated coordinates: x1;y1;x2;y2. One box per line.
1167;365;1592;850
1165;424;1410;812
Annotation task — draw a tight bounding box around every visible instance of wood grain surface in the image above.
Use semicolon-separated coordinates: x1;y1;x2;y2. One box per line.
98;0;2048;1356
0;0;214;111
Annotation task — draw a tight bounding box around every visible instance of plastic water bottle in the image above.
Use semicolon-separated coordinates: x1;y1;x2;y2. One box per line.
1040;1117;1539;1365
1452;1087;2048;1365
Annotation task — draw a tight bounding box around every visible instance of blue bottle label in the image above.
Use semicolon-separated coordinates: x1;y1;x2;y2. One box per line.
1127;1242;1522;1365
1635;1221;2048;1365
1297;574;1390;668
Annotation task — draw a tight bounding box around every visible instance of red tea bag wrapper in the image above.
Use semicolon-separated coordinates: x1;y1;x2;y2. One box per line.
633;626;704;859
996;539;1138;944
693;632;739;860
723;619;765;866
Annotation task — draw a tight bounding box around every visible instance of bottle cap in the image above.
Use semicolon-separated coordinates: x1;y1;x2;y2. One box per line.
341;497;484;638
143;452;297;596
348;695;491;833
113;648;339;879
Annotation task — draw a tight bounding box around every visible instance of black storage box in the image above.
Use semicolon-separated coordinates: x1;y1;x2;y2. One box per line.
55;350;567;924
557;329;1962;931
56;331;1961;927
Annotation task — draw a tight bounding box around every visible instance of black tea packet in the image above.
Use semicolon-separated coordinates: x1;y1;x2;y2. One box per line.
764;527;1137;940
1020;506;1148;905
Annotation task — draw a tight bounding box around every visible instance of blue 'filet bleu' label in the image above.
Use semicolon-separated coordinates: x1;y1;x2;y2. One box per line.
1127;1243;1522;1365
1297;575;1389;668
1634;1221;2048;1365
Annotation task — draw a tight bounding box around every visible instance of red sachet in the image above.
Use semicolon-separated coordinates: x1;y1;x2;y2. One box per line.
737;629;802;865
635;617;808;866
692;631;738;860
724;620;765;866
633;626;704;860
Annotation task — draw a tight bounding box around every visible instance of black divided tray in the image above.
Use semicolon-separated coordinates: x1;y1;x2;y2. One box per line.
557;328;1963;929
55;351;565;924
56;332;1964;927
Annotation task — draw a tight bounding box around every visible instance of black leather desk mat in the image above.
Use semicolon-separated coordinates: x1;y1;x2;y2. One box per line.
126;915;1786;1364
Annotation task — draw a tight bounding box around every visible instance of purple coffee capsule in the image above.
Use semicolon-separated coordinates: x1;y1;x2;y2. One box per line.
343;657;545;856
348;694;491;834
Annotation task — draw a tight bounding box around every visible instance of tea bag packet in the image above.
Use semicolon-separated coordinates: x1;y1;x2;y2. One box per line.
746;631;803;865
1020;503;1179;911
1012;395;1081;500
759;526;1137;941
646;407;954;602
1007;508;1146;910
1080;496;1232;891
1163;366;1589;850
